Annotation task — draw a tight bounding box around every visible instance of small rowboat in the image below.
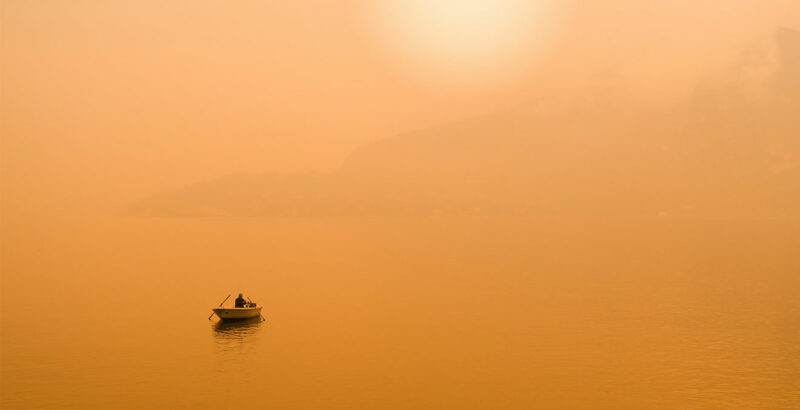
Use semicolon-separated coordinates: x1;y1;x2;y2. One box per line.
212;306;263;321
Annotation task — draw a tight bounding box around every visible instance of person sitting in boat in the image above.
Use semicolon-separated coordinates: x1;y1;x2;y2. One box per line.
235;293;247;308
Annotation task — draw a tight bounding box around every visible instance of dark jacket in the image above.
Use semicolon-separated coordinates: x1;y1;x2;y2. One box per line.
235;297;246;307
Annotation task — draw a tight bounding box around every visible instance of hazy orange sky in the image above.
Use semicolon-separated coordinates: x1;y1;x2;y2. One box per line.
2;0;799;215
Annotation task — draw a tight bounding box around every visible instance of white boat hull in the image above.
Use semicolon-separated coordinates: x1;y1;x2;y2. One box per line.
212;306;262;321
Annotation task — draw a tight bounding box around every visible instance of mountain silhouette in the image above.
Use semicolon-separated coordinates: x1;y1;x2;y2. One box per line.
129;29;799;218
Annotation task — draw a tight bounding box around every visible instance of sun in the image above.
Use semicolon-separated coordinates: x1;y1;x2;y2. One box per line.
367;0;552;85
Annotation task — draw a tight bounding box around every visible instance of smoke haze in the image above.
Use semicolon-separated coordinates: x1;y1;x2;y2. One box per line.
3;0;799;218
3;2;800;409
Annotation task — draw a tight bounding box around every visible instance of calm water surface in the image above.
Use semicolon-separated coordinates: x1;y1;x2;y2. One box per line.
2;216;799;409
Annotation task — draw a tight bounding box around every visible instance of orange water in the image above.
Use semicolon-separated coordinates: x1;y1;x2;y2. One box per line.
2;216;799;409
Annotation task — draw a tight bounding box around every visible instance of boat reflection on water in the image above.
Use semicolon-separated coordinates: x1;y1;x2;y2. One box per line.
212;317;264;351
214;317;263;333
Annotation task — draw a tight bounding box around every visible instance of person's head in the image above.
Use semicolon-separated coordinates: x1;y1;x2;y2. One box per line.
238;293;243;298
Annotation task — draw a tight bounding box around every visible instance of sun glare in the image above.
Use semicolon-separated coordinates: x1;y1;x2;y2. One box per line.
368;0;552;85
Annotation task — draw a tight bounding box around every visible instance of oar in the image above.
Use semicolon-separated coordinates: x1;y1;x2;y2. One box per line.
247;297;267;322
208;294;231;320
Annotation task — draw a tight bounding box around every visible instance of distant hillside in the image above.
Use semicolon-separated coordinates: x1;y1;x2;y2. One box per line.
128;29;799;218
